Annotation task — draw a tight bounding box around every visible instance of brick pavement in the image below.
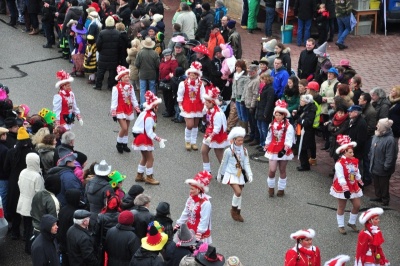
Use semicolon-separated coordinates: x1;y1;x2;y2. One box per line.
162;0;400;211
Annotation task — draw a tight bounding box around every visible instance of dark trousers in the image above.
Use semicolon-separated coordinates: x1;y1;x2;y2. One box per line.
318;26;328;45
29;12;39;28
162;87;174;115
328;17;335;39
96;67;117;89
6;0;18;22
241;0;248;26
10;212;21;237
372;174;391;204
22;216;33;254
321;114;330;149
42;21;55;45
299;149;310;169
248;109;259;140
362;136;373;181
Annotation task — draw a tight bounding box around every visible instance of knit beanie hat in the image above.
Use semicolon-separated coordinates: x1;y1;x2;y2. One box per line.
17;126;30;140
75;151;87;166
105;16;115;27
118;210;134;225
156;202;170;215
301;94;314;104
375;118;393;136
227;20;236;29
132;9;141;18
202;3;210;10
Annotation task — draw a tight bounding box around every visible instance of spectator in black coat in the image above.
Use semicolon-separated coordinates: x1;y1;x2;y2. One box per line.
370;87;391;120
41;0;56;48
195;3;214;42
116;22;130;68
322;0;336;42
388;85;400;142
105;210;141;266
194;44;217;84
31;214;60;266
116;0;131;27
154;201;173;240
132;193;154;239
120;184;144;210
94;16;121;90
3;117;18;149
344;105;368;160
0;127;9;219
297;38;318;80
163;223;196;266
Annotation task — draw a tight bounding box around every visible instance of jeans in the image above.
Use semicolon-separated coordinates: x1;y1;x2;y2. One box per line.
257;120;268;146
236;101;248;122
139;80;156;108
240;0;248;26
248;109;259;140
0;180;8;219
42;22;55;45
297;18;312;46
174;104;184;121
6;0;18;21
264;6;275;37
336;15;351;44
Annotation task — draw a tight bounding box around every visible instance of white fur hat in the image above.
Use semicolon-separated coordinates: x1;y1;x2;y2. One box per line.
359;207;384;224
115;65;130;81
105;15;115;27
301;94;314;104
185;61;202;77
290;229;315;240
55;70;74;89
274;99;290;117
228;127;246;141
185;171;212;193
335;134;357;154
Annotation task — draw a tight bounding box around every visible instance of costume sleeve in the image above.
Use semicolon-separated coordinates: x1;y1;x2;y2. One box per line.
71;92;81;115
355;231;372;265
176;198;191;225
356;167;362;181
130;87;139;109
284;249;298;266
200;83;206;103
197;200;211;234
284;124;295;148
243;150;252;179
265;127;272;146
334;161;347;186
212;112;223;134
218;148;231;177
177;81;185;103
53;94;62;121
144;116;157;140
314;246;321;266
111;86;118;113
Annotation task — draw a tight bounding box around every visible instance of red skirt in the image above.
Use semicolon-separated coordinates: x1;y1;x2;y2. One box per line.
132;133;154;151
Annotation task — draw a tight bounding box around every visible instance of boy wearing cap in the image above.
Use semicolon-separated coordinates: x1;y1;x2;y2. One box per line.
174;42;189;69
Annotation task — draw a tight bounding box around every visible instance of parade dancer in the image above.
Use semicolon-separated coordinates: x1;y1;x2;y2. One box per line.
177;61;205;151
284;229;321;266
355;207;390;266
324;255;350;266
132;91;166;185
217;126;253;222
201;86;230;173
175;171;213;244
53;70;83;130
265;100;295;198
330;135;364;235
111;65;140;154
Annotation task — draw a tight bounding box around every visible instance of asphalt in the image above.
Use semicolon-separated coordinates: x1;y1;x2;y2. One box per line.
1;5;400;266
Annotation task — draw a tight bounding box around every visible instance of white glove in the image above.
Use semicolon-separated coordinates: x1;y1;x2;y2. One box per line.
87;52;92;57
159;139;167;148
79;119;83;126
247;175;253;183
179;105;184;113
217;173;223;182
205;137;212;145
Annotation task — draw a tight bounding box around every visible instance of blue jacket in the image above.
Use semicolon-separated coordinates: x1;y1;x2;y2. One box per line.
271;67;289;99
52;166;83;207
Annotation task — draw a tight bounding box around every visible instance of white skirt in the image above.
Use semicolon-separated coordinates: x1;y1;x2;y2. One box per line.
221;173;245;185
116;113;134;120
180;110;204;118
202;139;230;149
265;152;294;161
329;187;363;199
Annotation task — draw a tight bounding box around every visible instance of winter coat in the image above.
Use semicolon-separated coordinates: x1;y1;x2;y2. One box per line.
352;88;364;106
36;143;55;173
243;75;260;109
62;6;83;35
256;83;275;122
271;66;289;99
196;56;216;84
126;46;140;81
227;28;242;59
372;97;391;120
4;143;35;216
328;115;349;159
135;48;160;80
297;48;318;79
118;32;130;68
344;115;368;160
56;0;68;25
28;0;42;14
31;190;59;231
335;0;352;17
294;0;316;20
231;74;250;101
361;103;377;137
67;224;99;266
174;52;189;70
133;205;154;240
323;0;336;18
41;3;56;23
171;75;186;104
369;129;398;176
164;241;192;266
117;4;131;27
154;214;174;240
57;189;81;253
4;131;17;149
196;10;214;41
159;58;179;81
0;141;8;181
176;11;198;40
296;102;317;150
50;166;84;208
130;248;164;266
388;96;400;138
127;19;141;40
85;175;114;214
276;48;292;76
94;211;119;246
207;32;225;59
105;224;141;266
282;91;300;113
17;153;44;217
97;27;121;70
319;78;338;114
31;214;60;266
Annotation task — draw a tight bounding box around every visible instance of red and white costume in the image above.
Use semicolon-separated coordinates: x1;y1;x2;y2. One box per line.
177;62;205;118
355;208;389;266
324;255;350;266
177;171;213;244
53;70;82;130
111;82;139;120
265;119;295;160
330;156;363;199
285;229;321;266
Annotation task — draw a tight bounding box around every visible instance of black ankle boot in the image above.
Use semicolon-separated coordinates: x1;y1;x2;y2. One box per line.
116;142;123;153
122;143;131;152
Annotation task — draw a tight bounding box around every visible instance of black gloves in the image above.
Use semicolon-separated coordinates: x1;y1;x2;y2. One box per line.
112;116;117;122
344;191;351;199
277;148;286;158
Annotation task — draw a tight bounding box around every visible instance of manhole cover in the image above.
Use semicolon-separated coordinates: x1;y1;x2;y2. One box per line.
250;152;269;163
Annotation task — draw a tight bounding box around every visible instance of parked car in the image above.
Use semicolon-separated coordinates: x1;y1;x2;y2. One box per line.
0;196;8;244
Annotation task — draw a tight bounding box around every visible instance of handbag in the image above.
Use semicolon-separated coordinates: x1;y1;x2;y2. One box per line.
159;81;171;90
230;147;249;183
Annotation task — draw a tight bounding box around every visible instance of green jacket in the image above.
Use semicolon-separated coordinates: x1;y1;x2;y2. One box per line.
335;0;352;17
281;94;300;113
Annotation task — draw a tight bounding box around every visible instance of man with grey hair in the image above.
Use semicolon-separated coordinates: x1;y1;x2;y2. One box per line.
53;131;76;166
370;88;391;120
67;210;98;265
132;193;154;239
244;64;261;144
176;2;198;40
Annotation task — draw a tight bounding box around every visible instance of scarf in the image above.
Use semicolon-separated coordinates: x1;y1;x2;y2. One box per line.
272;119;285;131
234;71;244;81
366;222;385;246
60;89;71;97
332;112;348;126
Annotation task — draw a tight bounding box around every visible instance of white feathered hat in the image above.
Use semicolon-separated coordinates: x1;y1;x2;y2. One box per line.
359;207;384;225
55;70;74;89
228;127;246;141
274;99;290;117
335;135;357;154
290;228;315;240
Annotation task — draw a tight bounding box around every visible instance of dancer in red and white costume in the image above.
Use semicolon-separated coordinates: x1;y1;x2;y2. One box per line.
265;100;295;198
132;91;166;185
324;255;350;266
111;65;140;154
175;171;213;244
284;229;321;266
201;86;229;173
355;207;390;266
177;61;206;151
330;134;364;235
53;70;83;130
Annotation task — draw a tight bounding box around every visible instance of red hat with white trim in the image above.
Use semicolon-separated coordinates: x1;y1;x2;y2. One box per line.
290;228;315;240
185;170;212;193
55;70;74;89
192;44;210;57
203;86;221;105
143;91;162;111
274;99;290;117
359;207;384;225
335;134;357;154
324;255;350;266
185;61;203;77
115;65;130;81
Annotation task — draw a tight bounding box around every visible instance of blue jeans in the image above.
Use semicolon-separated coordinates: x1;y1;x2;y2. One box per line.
297;18;311;46
139;79;156;108
6;0;18;20
336;15;351;44
257;120;268;146
174;104;184;121
265;6;275;37
0;180;8;218
236;101;248;122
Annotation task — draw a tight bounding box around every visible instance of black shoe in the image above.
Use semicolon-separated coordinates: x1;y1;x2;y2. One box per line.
370;198;382;202
297;166;310;171
116;142;123;153
93;86;101;90
248;29;253;34
171;118;177;121
174;119;184;123
11;234;20;240
122;143;131;152
43;43;52;48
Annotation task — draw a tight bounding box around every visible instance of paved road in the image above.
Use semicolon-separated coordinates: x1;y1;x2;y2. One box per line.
1;15;400;266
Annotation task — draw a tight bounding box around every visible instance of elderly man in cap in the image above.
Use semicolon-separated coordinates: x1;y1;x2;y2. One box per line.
344;105;368;161
67;210;99;266
244;64;260;145
0;127;9;218
85;160;114;214
132;193;154;240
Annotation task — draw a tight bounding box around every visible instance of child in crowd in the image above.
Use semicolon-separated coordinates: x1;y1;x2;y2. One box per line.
108;170;126;200
74;151;87;183
70;19;87;77
316;4;330;46
298;79;308;96
84;35;97;84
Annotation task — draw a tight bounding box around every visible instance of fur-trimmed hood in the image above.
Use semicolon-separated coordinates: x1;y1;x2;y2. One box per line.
389;95;400;104
36;143;56;152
